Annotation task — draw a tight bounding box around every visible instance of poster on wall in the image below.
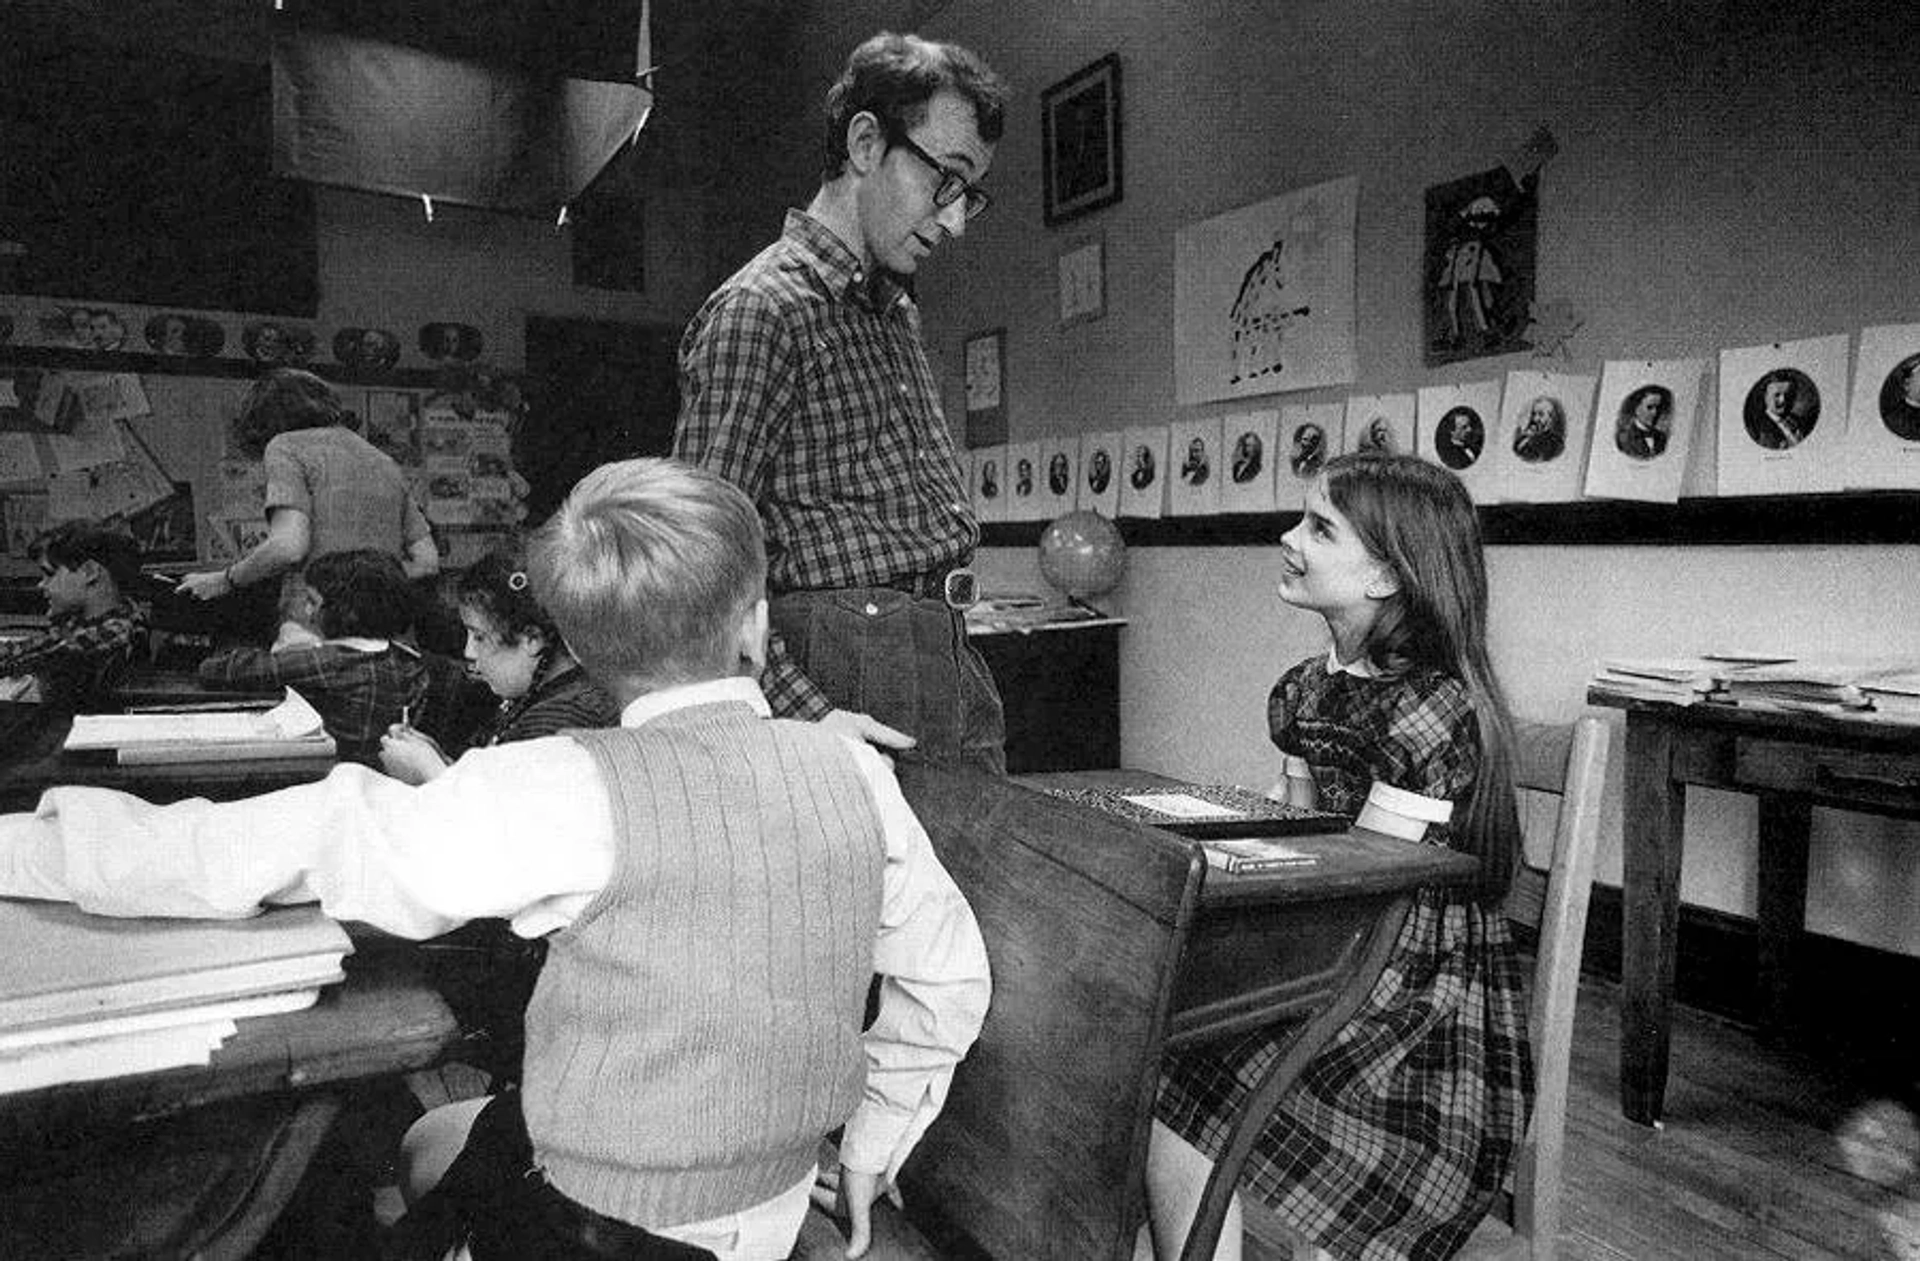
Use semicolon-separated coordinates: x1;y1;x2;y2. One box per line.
1417;379;1505;503
1422;167;1538;366
970;444;1007;524
1218;410;1278;514
1581;358;1706;502
1173;176;1358;405
1716;333;1851;495
1076;430;1122;518
1341;393;1415;457
1844;323;1920;489
1491;369;1595;503
1165;415;1225;516
1003;440;1044;522
1277;402;1344;511
1117;425;1167;519
1036;436;1078;520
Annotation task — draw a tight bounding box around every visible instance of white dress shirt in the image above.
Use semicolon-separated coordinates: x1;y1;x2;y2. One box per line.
0;675;990;1181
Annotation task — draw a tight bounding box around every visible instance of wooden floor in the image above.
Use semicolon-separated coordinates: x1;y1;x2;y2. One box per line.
1241;975;1918;1261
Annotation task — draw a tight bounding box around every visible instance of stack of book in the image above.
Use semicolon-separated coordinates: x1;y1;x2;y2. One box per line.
63;688;334;765
1589;657;1734;705
0;900;352;1094
1720;659;1904;715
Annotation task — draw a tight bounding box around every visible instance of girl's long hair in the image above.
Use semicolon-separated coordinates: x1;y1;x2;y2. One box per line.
1323;451;1521;898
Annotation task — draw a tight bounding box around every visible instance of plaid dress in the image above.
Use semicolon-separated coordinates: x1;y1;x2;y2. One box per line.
198;640;488;766
1156;655;1534;1261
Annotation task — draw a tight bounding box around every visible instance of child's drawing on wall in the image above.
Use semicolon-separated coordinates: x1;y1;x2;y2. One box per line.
1228;240;1311;385
1424;166;1538;365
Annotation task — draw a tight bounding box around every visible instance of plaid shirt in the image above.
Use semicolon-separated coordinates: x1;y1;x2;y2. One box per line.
198;640;486;766
673;210;977;718
0;605;147;708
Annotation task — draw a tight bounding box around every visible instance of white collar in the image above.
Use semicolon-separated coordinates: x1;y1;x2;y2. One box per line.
1324;646;1381;679
619;675;772;728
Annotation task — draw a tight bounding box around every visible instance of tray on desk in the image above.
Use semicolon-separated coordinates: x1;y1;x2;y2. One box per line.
1036;781;1347;838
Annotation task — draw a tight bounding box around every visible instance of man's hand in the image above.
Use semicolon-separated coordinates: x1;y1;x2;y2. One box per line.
810;1164;903;1259
817;708;916;753
175;569;233;602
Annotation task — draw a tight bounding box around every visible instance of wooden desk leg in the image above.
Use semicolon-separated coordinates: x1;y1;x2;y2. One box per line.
1755;793;1812;1043
1619;712;1684;1127
1178;898;1411;1261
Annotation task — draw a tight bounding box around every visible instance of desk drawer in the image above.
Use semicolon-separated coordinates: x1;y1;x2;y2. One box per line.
1735;737;1920;814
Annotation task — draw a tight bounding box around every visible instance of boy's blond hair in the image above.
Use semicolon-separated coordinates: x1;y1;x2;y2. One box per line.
529;458;766;687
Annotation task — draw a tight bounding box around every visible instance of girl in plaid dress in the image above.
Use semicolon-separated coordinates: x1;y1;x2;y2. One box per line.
1143;452;1532;1261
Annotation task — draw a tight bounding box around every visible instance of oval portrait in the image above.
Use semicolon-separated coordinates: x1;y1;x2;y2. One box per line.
1434;406;1486;470
1230;431;1264;484
1511;395;1567;464
1878;352;1920;442
1289;423;1326;477
1742;368;1819;451
1614;385;1673;461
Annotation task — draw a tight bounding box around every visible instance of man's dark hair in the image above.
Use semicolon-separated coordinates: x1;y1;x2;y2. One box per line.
33;520;142;592
302;549;418;640
821;32;1010;179
231;368;353;458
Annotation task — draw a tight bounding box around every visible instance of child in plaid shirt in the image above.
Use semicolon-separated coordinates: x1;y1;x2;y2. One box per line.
0;522;148;710
197;548;486;766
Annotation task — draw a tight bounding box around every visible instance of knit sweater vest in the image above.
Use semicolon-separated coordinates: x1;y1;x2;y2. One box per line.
524;701;886;1227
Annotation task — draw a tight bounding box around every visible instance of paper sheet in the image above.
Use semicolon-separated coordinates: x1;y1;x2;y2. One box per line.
1121;791;1243;820
65;689;324;749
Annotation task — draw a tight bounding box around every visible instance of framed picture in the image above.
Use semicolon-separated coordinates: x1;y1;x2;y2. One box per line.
1041;54;1122;227
1057;236;1106;326
964;328;1008;447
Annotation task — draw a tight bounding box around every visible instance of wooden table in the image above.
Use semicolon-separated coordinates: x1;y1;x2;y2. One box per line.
895;763;1477;1261
1588;688;1920;1126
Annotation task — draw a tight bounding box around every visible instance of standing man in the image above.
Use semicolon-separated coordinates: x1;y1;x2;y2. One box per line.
673;32;1011;774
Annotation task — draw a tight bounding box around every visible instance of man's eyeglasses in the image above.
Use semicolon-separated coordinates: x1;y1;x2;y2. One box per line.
891;135;992;221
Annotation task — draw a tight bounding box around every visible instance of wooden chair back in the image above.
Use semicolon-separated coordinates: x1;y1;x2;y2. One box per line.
887;759;1206;1261
1457;716;1610;1261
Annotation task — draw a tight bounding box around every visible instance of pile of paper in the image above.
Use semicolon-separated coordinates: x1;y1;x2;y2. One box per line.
64;689;335;764
1589;657;1740;705
0;901;352;1094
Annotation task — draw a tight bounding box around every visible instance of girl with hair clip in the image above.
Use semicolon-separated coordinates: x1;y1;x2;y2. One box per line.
379;546;618;784
1141;451;1531;1261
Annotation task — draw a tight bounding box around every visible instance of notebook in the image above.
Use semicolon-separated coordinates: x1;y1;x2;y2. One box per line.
1038;781;1347;839
0;899;351;1035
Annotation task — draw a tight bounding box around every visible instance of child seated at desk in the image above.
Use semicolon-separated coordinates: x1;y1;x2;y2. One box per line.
379;543;619;784
0;457;991;1261
195;548;485;766
0;521;148;710
1141;452;1532;1261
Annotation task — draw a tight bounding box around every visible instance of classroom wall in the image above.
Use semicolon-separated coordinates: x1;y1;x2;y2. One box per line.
779;0;1920;955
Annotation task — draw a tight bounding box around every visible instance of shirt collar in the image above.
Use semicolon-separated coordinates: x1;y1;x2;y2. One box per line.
1324;646;1381;679
782;208;907;314
619;674;772;728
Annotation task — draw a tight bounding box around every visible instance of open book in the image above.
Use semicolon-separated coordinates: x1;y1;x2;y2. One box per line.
63;689;336;764
1038;781;1346;839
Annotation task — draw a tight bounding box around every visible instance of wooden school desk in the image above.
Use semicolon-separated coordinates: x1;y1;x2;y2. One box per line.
893;763;1477;1261
0;708;336;809
1589;688;1920;1126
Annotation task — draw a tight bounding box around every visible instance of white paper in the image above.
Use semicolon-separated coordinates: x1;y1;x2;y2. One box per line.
1076;430;1123;517
969;444;1007;523
1275;403;1343;513
44;414;127;474
1492;369;1596;503
1166;415;1225;517
1342;393;1416;457
1003;441;1045;522
1035;436;1079;519
1121;791;1243;820
1417;380;1505;503
1216;410;1278;513
1716;333;1852;495
1117;425;1169;520
1175;176;1359;404
0;433;43;484
1844;323;1920;489
1582;358;1706;502
65;689;324;749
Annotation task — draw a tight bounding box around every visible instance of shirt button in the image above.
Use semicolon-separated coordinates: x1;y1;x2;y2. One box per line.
864;602;880;616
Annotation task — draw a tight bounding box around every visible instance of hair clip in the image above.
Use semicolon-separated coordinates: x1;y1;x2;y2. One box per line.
508;570;530;592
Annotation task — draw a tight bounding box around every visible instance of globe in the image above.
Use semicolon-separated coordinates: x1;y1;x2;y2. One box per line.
1038;509;1126;599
